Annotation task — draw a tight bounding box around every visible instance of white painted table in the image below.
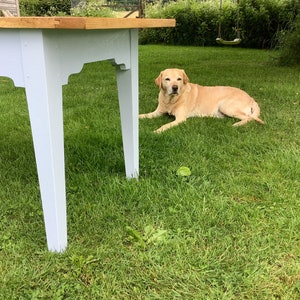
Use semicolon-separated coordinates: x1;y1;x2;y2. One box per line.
0;17;175;252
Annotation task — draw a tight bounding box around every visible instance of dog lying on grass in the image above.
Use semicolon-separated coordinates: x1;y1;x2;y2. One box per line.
139;68;264;133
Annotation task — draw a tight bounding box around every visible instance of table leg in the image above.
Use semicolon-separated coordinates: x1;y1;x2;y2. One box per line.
21;31;67;252
116;68;139;178
116;29;139;179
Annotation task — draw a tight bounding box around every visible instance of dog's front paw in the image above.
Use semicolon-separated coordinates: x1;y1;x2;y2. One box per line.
154;125;168;133
154;128;163;134
139;114;147;119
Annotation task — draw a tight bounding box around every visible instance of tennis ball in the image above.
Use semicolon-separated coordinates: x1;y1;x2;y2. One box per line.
176;166;191;177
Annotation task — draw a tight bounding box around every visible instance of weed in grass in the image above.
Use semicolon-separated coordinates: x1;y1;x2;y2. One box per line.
0;46;300;299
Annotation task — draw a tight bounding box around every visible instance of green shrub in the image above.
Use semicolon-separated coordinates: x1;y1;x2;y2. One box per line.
20;0;71;16
239;0;297;48
278;15;300;65
140;0;220;46
20;0;115;17
139;0;299;48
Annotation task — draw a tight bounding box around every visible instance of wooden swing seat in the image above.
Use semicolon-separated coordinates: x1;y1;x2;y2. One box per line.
216;37;241;45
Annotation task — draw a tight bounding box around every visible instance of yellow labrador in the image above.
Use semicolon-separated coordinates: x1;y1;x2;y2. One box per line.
139;68;264;133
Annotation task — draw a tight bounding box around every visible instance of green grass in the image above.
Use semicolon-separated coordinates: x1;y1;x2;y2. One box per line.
0;45;300;299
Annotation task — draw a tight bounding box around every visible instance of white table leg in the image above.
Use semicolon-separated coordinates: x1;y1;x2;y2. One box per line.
116;29;139;179
20;30;67;252
116;68;139;179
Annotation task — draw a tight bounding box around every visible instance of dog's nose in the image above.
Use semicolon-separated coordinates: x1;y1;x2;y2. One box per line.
172;85;178;92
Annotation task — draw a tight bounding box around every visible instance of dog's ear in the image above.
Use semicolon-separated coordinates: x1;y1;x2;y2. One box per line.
155;72;163;89
181;70;190;84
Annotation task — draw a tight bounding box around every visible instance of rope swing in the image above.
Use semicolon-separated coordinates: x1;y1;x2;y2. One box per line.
216;0;241;45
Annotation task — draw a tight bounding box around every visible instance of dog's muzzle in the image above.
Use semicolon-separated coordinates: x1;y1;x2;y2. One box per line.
170;85;178;95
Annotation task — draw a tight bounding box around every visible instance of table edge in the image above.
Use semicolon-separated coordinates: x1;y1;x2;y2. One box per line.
0;17;176;29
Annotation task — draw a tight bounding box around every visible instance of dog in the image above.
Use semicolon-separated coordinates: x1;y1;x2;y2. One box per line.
139;68;264;133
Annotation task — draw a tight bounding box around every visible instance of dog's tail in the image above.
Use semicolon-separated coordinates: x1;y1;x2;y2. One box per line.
250;101;265;124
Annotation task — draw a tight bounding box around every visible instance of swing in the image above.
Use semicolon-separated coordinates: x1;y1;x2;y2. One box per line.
216;0;241;45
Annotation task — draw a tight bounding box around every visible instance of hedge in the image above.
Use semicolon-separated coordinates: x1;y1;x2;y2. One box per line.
20;0;118;17
139;0;300;49
278;15;300;65
20;0;71;16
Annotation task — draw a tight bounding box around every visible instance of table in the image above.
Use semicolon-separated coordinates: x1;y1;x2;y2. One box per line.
0;17;175;252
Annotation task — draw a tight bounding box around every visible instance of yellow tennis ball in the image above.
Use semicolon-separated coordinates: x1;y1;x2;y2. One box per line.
176;166;191;177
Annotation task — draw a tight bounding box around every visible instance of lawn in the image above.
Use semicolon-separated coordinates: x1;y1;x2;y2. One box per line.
0;45;300;299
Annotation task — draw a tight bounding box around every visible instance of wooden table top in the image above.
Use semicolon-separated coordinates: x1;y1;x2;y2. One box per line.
0;17;176;29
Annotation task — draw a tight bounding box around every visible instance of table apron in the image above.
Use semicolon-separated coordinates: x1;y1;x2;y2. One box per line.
0;28;136;87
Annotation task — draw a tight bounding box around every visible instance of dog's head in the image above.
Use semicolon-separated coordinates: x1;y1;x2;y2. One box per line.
155;68;189;96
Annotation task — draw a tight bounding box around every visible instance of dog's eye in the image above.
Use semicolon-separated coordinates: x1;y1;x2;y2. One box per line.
177;78;182;81
165;78;170;81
